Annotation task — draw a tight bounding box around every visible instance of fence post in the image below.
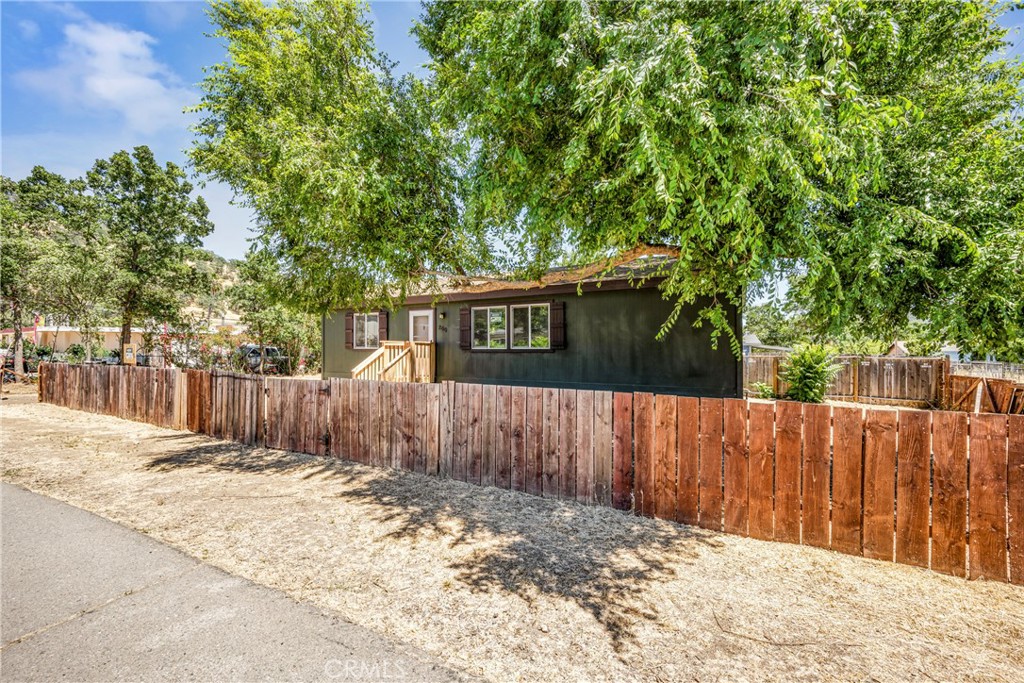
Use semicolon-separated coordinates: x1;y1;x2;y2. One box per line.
852;357;860;402
941;356;951;409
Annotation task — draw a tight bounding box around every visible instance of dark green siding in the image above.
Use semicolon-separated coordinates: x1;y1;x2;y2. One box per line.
323;287;741;397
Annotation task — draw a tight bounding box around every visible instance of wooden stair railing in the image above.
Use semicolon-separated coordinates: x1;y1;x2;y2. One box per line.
380;346;413;382
351;341;434;383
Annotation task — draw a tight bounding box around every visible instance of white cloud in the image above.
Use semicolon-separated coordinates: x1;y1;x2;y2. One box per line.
14;15;196;135
18;20;40;40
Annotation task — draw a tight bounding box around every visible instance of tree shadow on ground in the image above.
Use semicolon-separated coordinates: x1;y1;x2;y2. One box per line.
145;435;723;654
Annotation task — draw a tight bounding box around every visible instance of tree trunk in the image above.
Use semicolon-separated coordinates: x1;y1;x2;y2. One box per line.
11;300;24;381
120;317;132;364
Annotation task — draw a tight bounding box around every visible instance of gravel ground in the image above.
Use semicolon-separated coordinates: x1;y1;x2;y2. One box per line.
2;386;1022;682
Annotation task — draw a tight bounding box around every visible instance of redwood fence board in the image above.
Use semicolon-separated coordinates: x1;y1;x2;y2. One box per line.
494;385;512;487
633;393;655;517
526;387;544;496
653;393;677;521
38;363;1019;583
593;391;613;507
611;392;633;511
480;384;496;487
723;398;748;536
969;414;1008;582
439;382;453;477
576;390;595;505
863;409;898;562
1009;415;1024;585
831;406;864;556
896;410;931;568
541;387;559;497
558;389;577;500
698;398;723;531
774;401;803;544
802;403;832;550
675;396;700;527
468;383;483;484
510;386;528;492
931;411;968;578
746;401;775;541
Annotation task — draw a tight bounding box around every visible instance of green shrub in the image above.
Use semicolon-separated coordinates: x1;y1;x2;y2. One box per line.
66;343;86;364
781;344;840;403
29;344;53;359
749;381;777;400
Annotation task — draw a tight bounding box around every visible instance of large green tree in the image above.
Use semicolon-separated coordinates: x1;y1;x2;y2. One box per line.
21;170;109;361
190;0;487;313
1;168;108;369
417;0;1024;354
1;176;35;375
228;249;320;374
87;146;213;356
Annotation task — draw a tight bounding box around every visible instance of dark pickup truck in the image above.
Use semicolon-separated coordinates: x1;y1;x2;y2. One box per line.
236;344;290;375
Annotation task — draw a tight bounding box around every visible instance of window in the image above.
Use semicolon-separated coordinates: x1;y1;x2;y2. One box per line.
472;306;507;349
511;304;550;349
353;313;380;349
460;302;564;351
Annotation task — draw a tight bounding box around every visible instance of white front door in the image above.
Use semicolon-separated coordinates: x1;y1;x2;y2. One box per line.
409;310;434;342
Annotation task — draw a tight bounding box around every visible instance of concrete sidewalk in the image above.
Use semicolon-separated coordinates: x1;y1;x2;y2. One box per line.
0;483;462;682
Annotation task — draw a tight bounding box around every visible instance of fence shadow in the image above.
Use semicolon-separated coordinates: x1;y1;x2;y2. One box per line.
144;434;722;654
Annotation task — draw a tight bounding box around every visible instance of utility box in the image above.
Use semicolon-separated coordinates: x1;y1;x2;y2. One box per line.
122;343;137;366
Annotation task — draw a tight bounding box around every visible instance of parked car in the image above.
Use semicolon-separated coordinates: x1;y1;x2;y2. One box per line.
236;344;290;375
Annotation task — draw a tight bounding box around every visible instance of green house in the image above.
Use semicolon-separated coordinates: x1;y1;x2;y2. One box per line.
322;254;742;397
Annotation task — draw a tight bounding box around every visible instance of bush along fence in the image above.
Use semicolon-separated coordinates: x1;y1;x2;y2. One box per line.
745;354;1024;414
37;362;1024;585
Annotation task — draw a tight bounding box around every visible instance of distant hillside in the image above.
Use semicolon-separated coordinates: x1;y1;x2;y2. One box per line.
186;249;243;330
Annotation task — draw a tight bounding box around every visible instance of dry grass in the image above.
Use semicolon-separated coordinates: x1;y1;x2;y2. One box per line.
2;391;1022;682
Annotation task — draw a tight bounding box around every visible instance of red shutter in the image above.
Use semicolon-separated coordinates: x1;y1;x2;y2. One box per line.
344;312;354;349
459;307;472;350
378;311;388;343
550;301;567;349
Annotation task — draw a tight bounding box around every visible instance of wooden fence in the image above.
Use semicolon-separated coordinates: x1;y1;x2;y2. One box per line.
947;374;1024;415
38;363;188;430
953;361;1024;382
37;363;1024;585
745;355;950;407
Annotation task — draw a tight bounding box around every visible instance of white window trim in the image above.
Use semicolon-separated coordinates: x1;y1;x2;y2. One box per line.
471;306;508;350
353;313;380;350
511;303;551;350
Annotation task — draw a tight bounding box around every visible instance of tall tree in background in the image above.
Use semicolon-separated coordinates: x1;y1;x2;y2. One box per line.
417;0;1023;355
1;168;106;368
228;249;320;374
0;176;36;376
190;0;488;314
20;169;109;361
87;146;213;357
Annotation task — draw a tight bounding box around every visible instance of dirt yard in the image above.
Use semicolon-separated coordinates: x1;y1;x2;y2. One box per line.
2;386;1022;682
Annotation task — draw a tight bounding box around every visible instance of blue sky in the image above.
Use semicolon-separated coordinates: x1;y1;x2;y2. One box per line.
2;2;1022;262
1;1;427;260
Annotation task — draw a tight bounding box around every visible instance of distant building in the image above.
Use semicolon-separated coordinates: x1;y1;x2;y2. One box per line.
742;333;792;355
886;340;910;357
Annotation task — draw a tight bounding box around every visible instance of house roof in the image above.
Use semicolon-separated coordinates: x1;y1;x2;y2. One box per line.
742;333;792;353
404;245;679;304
